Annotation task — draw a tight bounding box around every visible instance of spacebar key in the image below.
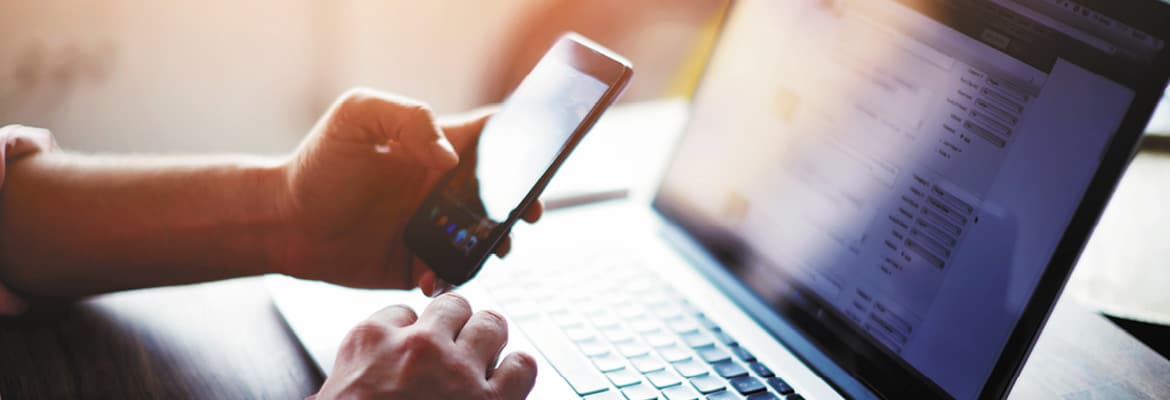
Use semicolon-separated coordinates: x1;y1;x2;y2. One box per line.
516;315;610;396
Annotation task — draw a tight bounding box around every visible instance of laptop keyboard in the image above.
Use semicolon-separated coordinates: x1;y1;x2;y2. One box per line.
482;252;804;400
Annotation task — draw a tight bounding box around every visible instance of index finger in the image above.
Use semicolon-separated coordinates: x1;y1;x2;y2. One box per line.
417;292;474;339
439;108;494;155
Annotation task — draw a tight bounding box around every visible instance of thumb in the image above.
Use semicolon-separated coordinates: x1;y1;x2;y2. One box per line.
440;107;497;155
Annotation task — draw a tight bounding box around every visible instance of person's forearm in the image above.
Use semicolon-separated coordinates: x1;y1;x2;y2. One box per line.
0;152;288;298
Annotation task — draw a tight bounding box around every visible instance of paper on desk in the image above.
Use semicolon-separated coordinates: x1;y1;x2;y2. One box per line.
1066;152;1170;325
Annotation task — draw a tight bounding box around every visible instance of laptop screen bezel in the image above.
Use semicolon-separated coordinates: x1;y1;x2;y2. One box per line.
650;0;1170;398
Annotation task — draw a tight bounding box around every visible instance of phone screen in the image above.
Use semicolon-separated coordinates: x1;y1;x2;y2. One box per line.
422;56;612;257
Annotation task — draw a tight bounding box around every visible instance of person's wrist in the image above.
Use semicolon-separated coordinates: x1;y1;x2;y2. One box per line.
267;157;297;276
250;158;294;277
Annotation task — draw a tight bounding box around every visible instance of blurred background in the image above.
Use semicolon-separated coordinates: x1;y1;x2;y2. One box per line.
2;0;1167;153
0;0;727;154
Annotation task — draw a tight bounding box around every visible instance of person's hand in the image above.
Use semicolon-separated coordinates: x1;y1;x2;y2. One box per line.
275;88;541;295
313;294;538;399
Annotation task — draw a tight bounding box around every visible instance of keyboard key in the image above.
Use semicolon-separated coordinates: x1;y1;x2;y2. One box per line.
575;296;602;310
668;318;701;334
729;377;766;395
614;305;646;320
591;353;627;373
746;393;780;400
642;285;673;298
658;344;694;363
582;302;610;316
783;394;804;400
590;313;622;329
673;359;710;378
690;375;727;394
707;391;742;400
711;360;749;379
565;326;597;342
662;384;702;400
500;302;540;319
578;338;612;357
747;362;774;377
529;285;559;300
602;327;637;344
646;369;684;389
681;332;716;349
729;345;756;362
631;319;662;333
630;354;667;373
697;346;731;363
695;313;721;331
551;311;585;328
583;389;627;400
622;383;660;400
618;342;652;358
650;303;686;320
606;367;643;388
765;377;794;395
712;330;738;346
516;316;609;396
644;330;678;348
623;277;658;292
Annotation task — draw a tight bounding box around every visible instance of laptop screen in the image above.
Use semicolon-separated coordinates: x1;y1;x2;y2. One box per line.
654;0;1168;398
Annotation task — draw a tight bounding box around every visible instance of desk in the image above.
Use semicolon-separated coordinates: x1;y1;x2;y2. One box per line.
1;278;1165;399
2;101;1170;399
0;278;323;399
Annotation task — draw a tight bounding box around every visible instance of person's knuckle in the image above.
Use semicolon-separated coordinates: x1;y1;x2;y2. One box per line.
395;329;443;366
345;320;390;349
399;102;438;131
398;97;431;115
332;88;377;126
439;292;472;313
477;310;508;334
383;304;418;322
400;327;439;350
339;87;373;108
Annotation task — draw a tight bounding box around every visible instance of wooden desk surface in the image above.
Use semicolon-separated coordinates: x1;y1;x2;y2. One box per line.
1;275;1167;399
0;278;323;399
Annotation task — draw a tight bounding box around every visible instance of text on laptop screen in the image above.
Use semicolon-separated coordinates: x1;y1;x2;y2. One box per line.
656;0;1162;397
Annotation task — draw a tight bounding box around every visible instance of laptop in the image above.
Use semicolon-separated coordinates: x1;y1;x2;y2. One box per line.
269;0;1170;398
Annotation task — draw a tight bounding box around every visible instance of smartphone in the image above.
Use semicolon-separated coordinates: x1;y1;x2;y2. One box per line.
404;33;633;286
